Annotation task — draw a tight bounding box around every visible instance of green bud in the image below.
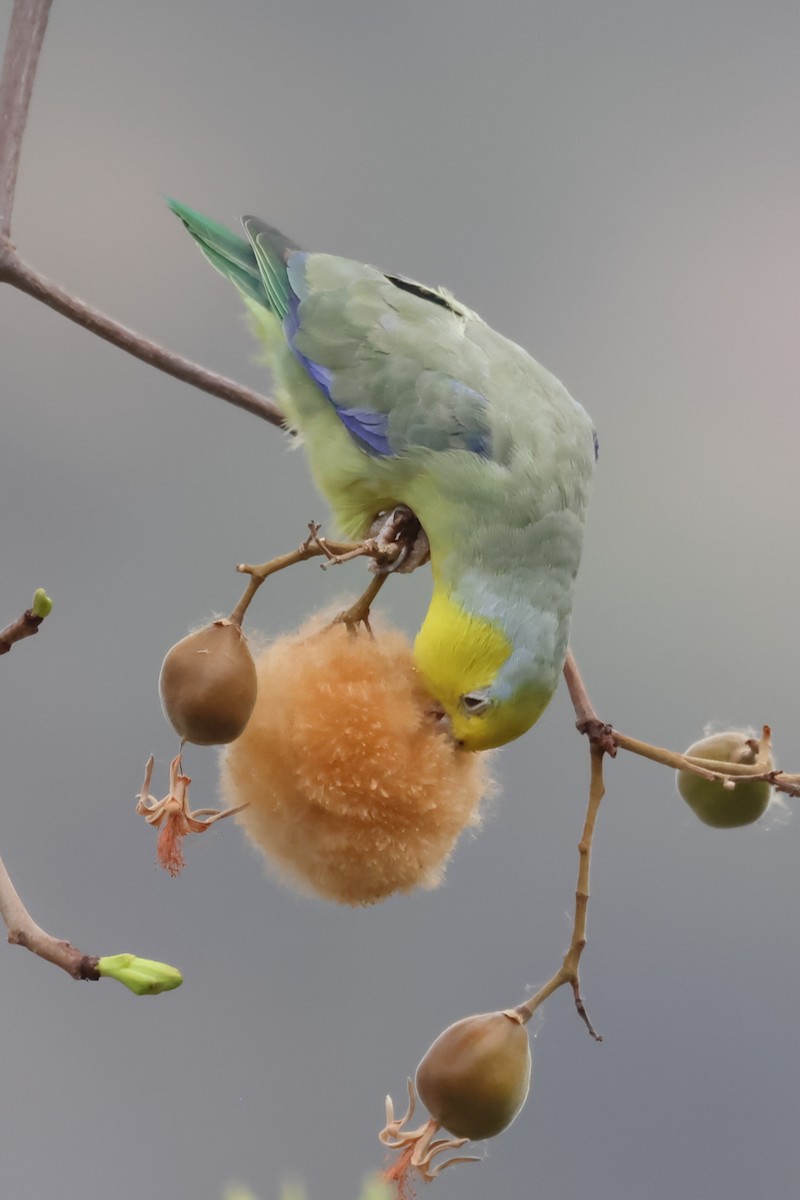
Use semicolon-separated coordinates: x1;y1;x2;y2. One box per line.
677;730;773;829
30;588;52;619
415;1010;531;1140
98;953;183;996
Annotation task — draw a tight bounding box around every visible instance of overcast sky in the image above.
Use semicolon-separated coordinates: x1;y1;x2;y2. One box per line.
1;3;799;1199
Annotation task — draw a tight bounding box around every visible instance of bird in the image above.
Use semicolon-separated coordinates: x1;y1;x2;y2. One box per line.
169;200;596;751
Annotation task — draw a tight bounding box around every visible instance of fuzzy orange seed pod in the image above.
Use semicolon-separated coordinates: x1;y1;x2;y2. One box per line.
220;610;492;905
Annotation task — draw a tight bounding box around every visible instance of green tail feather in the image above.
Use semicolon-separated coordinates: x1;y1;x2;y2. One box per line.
168;199;298;321
167;198;264;306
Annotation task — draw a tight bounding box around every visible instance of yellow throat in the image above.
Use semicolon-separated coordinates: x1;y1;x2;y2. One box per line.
413;587;548;750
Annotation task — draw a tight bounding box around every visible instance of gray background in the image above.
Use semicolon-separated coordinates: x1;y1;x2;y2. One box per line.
1;2;798;1198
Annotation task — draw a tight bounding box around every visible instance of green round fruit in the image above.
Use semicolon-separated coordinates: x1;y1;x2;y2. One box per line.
415;1010;531;1140
677;730;772;829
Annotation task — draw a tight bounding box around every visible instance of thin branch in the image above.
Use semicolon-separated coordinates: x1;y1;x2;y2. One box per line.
0;603;44;654
562;647;599;726
0;851;100;980
0;849;183;993
562;648;616;754
614;727;799;799
0;5;284;425
563;652;798;798
511;652;798;1037
335;573;388;631
510;645;796;1041
0;0;52;238
0;249;285;425
564;747;605;1039
229;522;400;627
513;745;605;1040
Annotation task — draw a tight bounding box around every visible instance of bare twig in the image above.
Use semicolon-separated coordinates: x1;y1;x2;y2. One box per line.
512;652;797;1038
381;699;608;1185
0;851;100;980
0;3;284;426
0;250;285;425
497;653;611;1038
0;850;183;993
334;573;388;631
562;647;598;726
0;603;44;654
513;744;605;1040
614;727;799;799
0;0;52;237
562;647;617;754
565;747;605;1039
229;523;400;627
563;652;798;797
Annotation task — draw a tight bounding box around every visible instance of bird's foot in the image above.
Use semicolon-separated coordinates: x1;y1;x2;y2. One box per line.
368;505;430;574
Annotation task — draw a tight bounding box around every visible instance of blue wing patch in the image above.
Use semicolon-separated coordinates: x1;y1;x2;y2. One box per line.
335;407;392;455
283;289;333;391
284;287;394;455
282;259;492;460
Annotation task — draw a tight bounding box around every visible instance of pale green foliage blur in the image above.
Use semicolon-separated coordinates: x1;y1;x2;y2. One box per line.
223;1176;390;1200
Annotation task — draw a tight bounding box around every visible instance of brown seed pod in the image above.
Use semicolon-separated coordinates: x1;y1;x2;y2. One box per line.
159;619;257;745
415;1010;531;1140
677;730;773;829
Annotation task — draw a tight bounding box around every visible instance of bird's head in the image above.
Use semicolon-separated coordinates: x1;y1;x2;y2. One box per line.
413;590;554;752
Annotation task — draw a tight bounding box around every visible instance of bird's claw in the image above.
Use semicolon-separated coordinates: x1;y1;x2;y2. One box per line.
369;505;430;574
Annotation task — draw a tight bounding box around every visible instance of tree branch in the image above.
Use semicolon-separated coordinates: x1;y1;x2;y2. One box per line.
513;743;605;1040
0;850;184;993
0;588;51;654
0;2;285;427
0;851;101;980
0;0;52;238
0;604;43;654
230;522;401;626
563;651;798;798
0;248;285;425
511;650;796;1041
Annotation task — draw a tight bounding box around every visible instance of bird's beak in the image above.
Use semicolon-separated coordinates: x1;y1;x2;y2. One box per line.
427;702;457;744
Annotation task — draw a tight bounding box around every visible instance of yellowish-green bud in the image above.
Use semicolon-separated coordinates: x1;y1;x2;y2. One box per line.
31;588;52;619
97;953;183;996
415;1010;531;1140
677;730;773;829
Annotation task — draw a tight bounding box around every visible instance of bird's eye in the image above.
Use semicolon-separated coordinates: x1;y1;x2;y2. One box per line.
459;690;490;716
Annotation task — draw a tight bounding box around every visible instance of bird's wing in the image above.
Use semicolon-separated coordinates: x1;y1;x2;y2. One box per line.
243;217;494;458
